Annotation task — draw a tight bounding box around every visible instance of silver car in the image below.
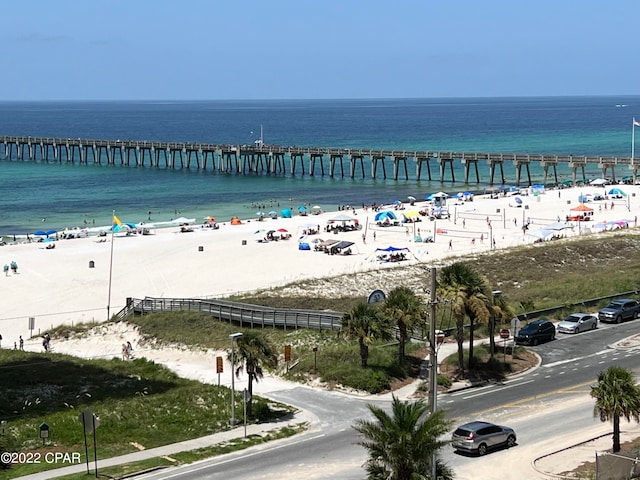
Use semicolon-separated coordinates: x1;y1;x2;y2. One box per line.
451;421;517;456
557;313;598;334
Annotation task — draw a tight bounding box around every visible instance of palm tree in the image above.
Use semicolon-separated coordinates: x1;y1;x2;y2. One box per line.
341;302;392;367
590;365;640;452
231;331;278;417
488;292;515;360
383;286;425;365
438;262;490;371
354;395;453;480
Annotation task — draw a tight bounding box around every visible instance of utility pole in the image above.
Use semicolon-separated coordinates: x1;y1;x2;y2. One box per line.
427;266;438;480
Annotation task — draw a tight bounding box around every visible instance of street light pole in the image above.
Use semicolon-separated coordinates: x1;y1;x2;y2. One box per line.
229;332;243;425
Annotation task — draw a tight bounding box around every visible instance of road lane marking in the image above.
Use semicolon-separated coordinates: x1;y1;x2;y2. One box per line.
462;380;534;399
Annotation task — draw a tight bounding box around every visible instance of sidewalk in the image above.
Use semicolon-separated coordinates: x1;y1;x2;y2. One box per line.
12;409;318;480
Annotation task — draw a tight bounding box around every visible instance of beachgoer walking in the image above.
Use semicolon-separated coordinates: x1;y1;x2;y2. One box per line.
0;333;2;348
462;219;466;229
611;201;614;210
121;343;128;360
362;233;366;244
405;226;409;236
3;264;8;276
480;233;484;242
373;231;376;241
126;341;133;358
10;261;17;274
42;333;50;352
19;336;24;350
448;239;452;250
471;238;476;245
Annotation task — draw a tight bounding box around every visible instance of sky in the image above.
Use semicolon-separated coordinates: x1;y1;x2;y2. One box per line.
1;1;639;101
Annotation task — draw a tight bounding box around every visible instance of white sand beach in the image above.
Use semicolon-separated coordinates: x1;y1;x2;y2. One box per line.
1;184;638;351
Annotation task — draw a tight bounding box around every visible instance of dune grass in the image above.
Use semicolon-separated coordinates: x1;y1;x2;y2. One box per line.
0;349;294;479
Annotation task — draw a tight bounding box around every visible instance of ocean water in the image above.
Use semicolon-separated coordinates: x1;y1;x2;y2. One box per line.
1;96;639;235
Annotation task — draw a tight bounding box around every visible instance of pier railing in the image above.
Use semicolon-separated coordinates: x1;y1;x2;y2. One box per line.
2;134;638;184
116;296;344;331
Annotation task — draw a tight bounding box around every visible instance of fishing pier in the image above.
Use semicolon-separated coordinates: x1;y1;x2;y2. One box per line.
1;135;637;186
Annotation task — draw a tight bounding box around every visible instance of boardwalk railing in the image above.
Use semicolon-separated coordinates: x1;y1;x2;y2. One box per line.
116;296;344;331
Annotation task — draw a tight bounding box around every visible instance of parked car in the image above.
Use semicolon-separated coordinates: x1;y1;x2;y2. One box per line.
515;319;556;345
557;313;598;334
451;421;517;456
598;299;640;324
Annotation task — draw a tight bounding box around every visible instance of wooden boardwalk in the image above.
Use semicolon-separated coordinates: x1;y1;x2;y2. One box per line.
1;135;637;185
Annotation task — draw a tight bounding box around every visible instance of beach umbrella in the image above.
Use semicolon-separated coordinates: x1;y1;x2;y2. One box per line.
407;196;416;202
514;197;523;205
455;192;464;199
434;191;448;197
277;228;288;232
425;193;435;201
590;178;607;186
393;200;401;205
298;205;307;211
498;185;509;191
281;209;292;218
34;230;47;236
256;211;265;216
312;205;322;210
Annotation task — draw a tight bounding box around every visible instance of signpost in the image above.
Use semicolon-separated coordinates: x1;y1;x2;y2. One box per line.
39;422;49;446
500;328;510;361
79;408;100;477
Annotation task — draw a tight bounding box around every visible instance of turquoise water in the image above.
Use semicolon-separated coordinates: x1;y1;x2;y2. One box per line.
1;96;639;234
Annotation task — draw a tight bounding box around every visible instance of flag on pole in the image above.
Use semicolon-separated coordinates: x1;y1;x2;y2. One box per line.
113;214;122;227
634;118;640;127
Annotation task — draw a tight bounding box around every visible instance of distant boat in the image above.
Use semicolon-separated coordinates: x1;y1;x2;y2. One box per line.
616;104;628;107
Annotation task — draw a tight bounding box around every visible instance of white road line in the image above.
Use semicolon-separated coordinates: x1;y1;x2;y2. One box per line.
461;379;535;399
543;349;610;369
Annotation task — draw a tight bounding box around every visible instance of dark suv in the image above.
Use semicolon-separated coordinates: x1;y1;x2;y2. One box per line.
515;319;555;346
598;299;640;324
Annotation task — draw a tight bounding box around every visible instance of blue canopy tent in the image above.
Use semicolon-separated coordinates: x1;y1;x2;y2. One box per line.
375;211;397;222
281;208;292;218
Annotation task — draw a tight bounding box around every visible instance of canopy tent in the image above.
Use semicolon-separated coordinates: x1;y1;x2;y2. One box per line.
34;229;57;238
329;213;356;222
527;229;554;240
608;188;627;197
570;203;593;212
402;211;421;221
375;211;397;222
590;178;608;186
376;246;409;252
545;221;572;230
281;208;292;218
367;245;419;262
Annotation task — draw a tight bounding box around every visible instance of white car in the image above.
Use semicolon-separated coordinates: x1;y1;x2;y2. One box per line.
557;313;598;334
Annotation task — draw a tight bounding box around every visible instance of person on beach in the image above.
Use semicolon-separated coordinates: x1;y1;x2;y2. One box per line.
3;264;8;276
449;239;453;250
19;336;24;350
122;343;128;360
42;333;50;352
10;261;17;274
126;341;133;358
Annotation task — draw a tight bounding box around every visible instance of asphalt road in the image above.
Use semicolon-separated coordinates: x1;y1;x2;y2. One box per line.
138;320;640;480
